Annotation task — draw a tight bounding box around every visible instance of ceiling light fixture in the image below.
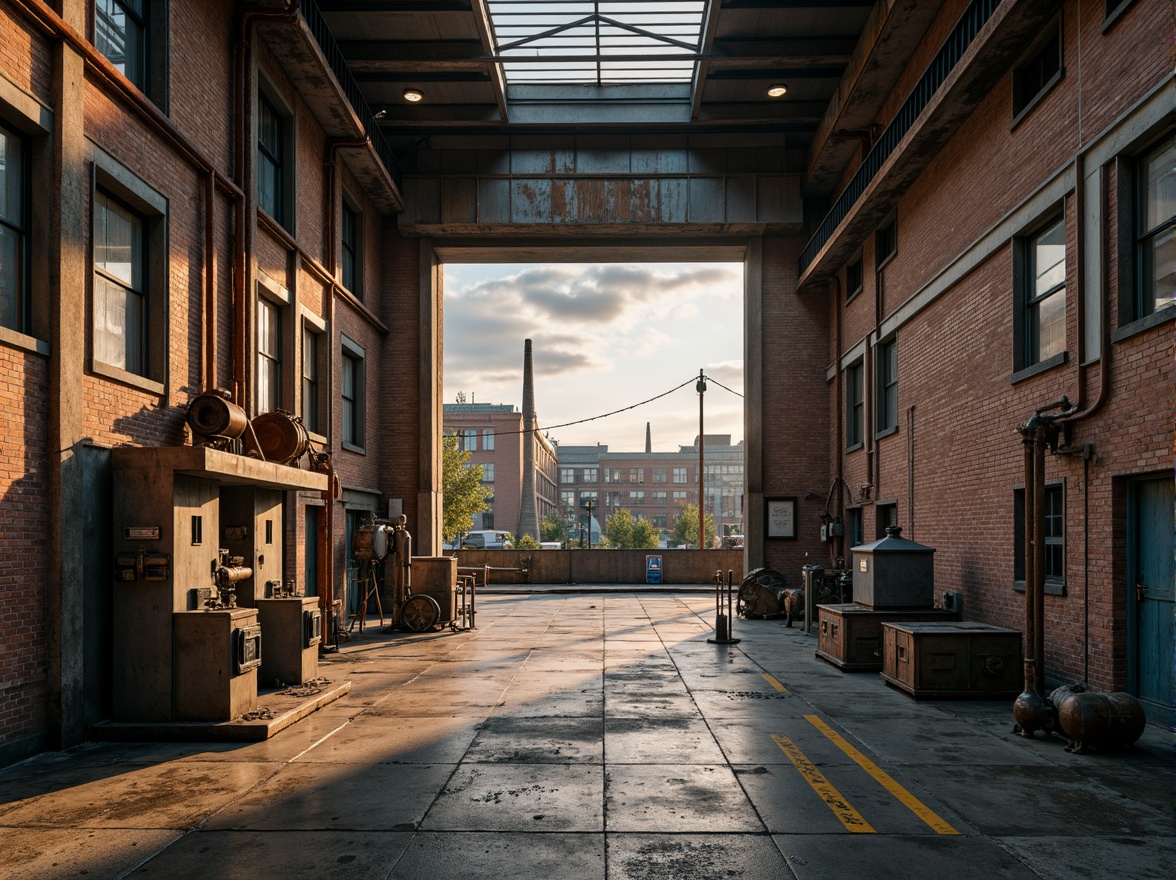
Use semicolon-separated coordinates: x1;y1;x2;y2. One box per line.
402;88;424;103
767;84;788;97
373;109;387;119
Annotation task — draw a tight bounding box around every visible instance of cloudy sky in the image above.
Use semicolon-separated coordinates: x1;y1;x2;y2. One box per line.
443;262;745;452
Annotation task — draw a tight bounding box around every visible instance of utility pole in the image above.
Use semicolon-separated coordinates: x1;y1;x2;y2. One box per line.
697;369;706;551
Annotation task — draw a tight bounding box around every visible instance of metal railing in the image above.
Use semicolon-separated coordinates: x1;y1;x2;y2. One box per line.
299;0;402;187
799;0;1003;274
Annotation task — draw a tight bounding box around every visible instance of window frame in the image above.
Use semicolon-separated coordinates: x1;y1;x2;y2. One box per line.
1012;213;1067;378
1012;21;1064;127
1013;483;1066;595
875;220;897;272
87;148;167;392
341;335;366;453
845;359;864;450
482;428;495;451
482;462;495;483
845;257;863;303
0;122;29;336
672;467;687;484
1133;134;1176;323
256;86;294;232
876;337;898;438
341;196;362;300
300;314;327;437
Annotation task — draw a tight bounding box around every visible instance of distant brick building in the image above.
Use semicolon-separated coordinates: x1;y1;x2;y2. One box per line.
557;434;744;544
442;403;558;537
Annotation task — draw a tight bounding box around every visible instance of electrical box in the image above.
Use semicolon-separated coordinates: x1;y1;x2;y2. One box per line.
234;624;263;674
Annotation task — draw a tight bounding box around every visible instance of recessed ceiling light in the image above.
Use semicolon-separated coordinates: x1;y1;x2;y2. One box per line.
403;88;424;103
767;84;788;97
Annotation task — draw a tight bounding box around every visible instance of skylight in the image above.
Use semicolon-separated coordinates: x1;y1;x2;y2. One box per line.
487;0;708;88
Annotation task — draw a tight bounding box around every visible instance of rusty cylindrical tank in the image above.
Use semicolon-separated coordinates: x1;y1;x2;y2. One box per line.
246;410;310;465
1052;689;1147;754
187;390;248;440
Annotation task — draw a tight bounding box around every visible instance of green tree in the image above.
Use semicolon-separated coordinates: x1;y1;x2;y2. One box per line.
603;509;660;549
441;435;490;543
671;504;716;548
540;512;568;543
516;534;540;550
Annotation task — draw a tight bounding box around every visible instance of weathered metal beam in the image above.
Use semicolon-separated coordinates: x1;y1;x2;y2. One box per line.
317;0;471;11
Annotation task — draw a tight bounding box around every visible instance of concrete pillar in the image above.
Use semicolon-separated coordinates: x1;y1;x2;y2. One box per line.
743;237;763;571
417;239;442;553
46;0;88;749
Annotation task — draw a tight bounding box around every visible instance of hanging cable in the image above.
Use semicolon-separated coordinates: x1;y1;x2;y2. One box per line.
703;376;744;398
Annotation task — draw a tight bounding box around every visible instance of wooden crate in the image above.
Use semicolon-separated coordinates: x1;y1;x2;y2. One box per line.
881;621;1022;698
815;604;956;671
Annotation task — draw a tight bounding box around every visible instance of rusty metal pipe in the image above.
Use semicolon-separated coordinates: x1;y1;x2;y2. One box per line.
204;169;217;391
1033;424;1048;696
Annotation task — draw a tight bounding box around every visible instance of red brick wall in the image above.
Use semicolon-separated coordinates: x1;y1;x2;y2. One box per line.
0;347;49;755
818;0;1173;691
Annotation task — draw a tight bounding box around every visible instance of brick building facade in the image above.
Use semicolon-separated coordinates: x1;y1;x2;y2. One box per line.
0;0;1171;761
442;402;559;537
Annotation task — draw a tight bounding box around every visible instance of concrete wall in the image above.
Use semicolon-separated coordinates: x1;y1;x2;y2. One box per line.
448;549;744;586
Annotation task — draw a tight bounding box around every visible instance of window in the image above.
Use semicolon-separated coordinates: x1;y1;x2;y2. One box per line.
606;491;621;508
875;503;897;538
561;467;576;484
629;468;643;483
341;201;361;299
876;220;897;270
1023;218;1066;366
604;468;621;483
1014;486;1066;593
583;467;597;483
1136;135;1176;320
257;94;285;225
256;297;281;413
482;463;495;483
653;491;667;503
673;491;687;503
561;490;575;508
301;326;320;433
672;467;687;484
1013;25;1062;121
845;360;864;448
846;508;864;549
341;338;365;450
95;0;147;90
94;190;146;375
629;490;645;505
0;125;27;333
876;338;898;435
846;258;863;302
483;428;495;451
652;468;667;483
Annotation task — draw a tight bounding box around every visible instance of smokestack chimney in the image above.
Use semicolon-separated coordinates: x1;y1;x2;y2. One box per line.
518;339;540;540
645;422;652;454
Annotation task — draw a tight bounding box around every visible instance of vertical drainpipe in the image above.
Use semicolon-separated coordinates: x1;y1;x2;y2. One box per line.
204;169;217;390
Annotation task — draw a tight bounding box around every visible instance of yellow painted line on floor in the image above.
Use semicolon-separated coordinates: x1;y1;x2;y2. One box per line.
805;714;959;835
771;734;875;833
762;673;788;692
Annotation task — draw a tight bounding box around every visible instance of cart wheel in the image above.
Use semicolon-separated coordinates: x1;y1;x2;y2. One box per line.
402;594;441;632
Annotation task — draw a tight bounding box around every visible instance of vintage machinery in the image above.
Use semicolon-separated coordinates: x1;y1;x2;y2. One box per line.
187;389;248;446
852;525;935;608
245;410;311;465
737;568;789;619
356;517;442;633
110;446;328;724
211;549;252;607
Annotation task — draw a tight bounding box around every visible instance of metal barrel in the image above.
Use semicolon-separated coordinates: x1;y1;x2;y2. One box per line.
187;392;248;440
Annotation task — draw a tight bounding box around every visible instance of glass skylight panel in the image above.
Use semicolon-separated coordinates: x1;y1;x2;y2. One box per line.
487;1;707;88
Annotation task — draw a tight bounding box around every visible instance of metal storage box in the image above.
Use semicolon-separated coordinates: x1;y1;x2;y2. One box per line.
256;596;320;685
410;557;458;623
851;525;935;608
880;621;1022;698
815;604;957;671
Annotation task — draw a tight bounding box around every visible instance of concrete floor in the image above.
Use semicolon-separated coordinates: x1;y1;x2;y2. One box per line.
1;591;1172;879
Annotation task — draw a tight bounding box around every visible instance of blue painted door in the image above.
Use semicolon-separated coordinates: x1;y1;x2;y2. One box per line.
1128;476;1174;727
